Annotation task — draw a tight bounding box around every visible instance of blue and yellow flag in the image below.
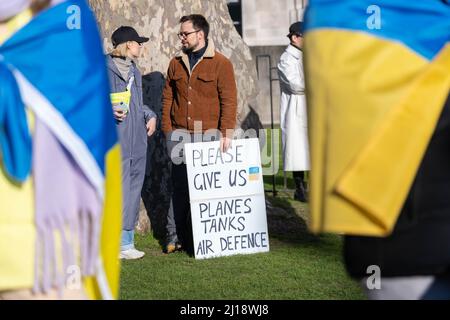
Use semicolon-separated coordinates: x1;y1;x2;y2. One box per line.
0;0;122;299
304;0;450;236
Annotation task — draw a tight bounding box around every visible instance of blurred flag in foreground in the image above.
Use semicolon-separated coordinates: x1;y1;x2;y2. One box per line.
0;0;122;299
304;0;450;236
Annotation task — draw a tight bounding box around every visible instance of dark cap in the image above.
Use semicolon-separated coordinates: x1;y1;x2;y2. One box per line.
287;21;303;37
111;26;149;48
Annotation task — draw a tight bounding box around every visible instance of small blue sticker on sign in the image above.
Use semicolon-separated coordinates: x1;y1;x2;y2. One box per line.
249;167;260;181
249;167;259;174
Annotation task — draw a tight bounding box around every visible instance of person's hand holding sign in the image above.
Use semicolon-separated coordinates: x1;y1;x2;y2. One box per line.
220;136;232;153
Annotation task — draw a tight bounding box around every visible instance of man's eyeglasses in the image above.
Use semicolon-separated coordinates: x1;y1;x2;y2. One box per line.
177;30;200;39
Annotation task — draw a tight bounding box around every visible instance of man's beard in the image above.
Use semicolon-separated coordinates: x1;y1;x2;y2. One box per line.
182;41;199;54
182;46;193;54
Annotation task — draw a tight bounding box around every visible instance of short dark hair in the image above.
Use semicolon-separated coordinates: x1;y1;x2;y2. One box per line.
289;33;302;42
180;14;209;39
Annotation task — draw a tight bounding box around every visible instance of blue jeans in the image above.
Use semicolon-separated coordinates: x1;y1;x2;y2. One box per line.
121;230;135;251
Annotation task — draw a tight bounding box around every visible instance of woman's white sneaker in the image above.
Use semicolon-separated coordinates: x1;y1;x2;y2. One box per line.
119;248;145;260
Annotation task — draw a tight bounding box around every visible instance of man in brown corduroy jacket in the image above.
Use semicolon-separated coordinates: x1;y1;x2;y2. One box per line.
161;14;238;254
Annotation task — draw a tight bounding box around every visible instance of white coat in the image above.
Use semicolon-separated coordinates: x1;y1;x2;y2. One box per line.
278;44;310;171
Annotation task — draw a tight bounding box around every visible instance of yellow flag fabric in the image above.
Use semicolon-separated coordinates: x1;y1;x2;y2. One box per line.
84;145;122;299
0;8;36;293
304;1;450;236
0;173;35;290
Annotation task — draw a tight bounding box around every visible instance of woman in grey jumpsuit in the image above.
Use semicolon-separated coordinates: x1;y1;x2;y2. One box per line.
107;26;157;260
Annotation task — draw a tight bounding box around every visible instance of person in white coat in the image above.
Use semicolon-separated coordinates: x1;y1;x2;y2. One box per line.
278;21;310;202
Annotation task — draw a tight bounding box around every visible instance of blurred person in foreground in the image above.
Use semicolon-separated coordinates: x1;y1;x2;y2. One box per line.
0;0;122;299
304;0;450;299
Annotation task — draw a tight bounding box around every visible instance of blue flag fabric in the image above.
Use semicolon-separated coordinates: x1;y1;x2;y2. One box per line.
304;0;450;61
0;61;31;182
0;0;116;191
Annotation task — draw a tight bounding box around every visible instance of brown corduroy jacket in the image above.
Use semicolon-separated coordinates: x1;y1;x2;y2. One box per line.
161;40;237;137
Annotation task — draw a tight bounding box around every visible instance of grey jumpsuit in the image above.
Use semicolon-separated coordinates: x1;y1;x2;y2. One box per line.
106;55;156;230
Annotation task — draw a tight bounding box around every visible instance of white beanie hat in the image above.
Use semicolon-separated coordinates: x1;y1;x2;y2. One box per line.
0;0;31;22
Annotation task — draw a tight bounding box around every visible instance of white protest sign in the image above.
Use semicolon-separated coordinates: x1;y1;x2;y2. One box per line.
185;138;270;259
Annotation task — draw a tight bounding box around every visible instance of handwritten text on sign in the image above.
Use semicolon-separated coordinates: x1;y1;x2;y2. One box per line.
185;138;269;259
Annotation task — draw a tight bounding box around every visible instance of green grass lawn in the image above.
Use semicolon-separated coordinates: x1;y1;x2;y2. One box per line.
119;129;365;300
120;196;365;300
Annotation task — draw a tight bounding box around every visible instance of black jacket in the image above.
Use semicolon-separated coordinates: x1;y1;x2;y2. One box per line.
344;94;450;278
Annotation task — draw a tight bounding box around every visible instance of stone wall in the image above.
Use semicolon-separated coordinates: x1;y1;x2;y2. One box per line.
250;45;286;127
